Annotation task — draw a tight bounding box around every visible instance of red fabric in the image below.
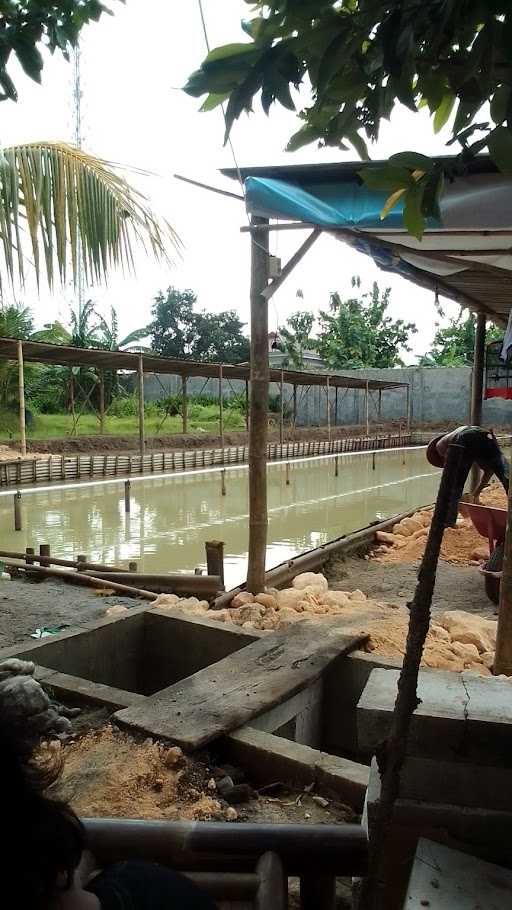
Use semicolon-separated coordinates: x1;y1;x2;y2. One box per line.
485;387;512;400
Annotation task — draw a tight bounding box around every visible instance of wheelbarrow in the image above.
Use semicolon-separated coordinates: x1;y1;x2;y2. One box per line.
458;500;507;605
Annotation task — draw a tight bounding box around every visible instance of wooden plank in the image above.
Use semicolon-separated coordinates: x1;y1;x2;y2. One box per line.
404;838;512;908
116;620;367;750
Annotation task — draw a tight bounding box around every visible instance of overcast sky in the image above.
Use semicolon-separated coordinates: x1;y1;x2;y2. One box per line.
0;0;463;359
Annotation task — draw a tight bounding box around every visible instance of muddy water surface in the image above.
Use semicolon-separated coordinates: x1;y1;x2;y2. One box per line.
0;448;440;588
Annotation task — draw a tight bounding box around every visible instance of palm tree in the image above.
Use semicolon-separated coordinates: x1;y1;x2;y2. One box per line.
0;142;178;290
97;306;150;353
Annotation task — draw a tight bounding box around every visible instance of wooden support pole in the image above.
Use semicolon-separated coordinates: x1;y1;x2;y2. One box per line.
334;386;338;426
219;365;224;451
245;380;249;431
326;376;331;442
205;540;225;586
494;455;512;676
13;491;22;531
25;547;35;565
406;384;411;433
247;215;269;595
360;443;465;909
286;461;290;485
365;380;370;436
99;369;105;435
261;229;321;301
39;543;51;567
221;469;227;497
129;561;138;572
280;370;284;447
17;340;26;456
470;313;487;492
77;554;87;570
334;456;339;477
182;375;188;435
372;451;376;471
137;354;145;457
69;371;76;435
124;479;131;513
378;389;382;419
293;384;298;431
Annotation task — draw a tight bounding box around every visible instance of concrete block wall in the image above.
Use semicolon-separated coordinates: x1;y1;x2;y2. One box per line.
143;367;512;429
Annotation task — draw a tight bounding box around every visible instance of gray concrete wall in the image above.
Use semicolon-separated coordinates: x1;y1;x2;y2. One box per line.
143;367;512;430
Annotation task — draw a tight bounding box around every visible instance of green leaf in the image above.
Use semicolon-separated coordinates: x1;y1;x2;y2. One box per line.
433;93;455;132
359;165;413;192
389;152;434;172
200;92;229;112
346;130;369;161
491;85;510;126
488;126;512;175
14;38;43;82
205;43;256;64
403;183;426;240
286;124;319;152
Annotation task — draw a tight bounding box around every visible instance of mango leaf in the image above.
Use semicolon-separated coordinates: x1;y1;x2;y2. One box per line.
380;186;407;220
205;43;258;64
491;85;511;125
433;93;455;133
403;182;426;240
488;126;512;175
389;151;434;171
286;124;320;152
200;92;229;112
421;168;444;222
346;130;369;161
359;165;413;192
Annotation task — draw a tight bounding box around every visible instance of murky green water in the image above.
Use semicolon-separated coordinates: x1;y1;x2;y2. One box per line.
0;448;440;588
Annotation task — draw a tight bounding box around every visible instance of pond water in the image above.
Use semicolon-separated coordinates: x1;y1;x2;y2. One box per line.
0;447;441;589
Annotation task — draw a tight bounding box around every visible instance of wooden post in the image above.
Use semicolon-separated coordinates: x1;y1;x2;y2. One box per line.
334;385;338;426
205;540;225;586
13;492;22;531
406;384;411;433
326;376;331;442
244;380;249;431
219;365;224;460
221;469;227;497
182;375;188;435
334;455;339;477
365;380;370;436
40;543;50;567
470;313;487;492
286;461;290;485
494;455;512;675
137;354;145;457
129;561;138;572
293;384;298;431
279;370;284;447
124;479;131;513
99;369;105;435
69;371;76;435
25;547;35;565
77;554;87;570
17;340;26;456
247;215;269;594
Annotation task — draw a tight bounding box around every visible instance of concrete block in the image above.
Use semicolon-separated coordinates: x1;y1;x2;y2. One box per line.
405;838;512;908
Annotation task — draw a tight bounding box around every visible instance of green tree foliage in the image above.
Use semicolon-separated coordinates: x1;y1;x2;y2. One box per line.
0;1;118;103
419;308;502;366
149;287;250;364
316;277;417;368
279;309;316;368
185;1;512;238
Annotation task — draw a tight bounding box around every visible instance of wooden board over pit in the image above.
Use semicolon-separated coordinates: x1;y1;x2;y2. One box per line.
116;620;367;750
404;838;512;908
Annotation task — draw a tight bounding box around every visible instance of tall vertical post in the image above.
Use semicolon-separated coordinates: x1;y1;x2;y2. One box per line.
182;375;188;435
219;364;224;452
470;313;486;492
365;380;370;436
245;380;249;431
334;385;338;426
378;389;382;419
495;455;512;675
326;376;331;442
280;369;284;447
293;384;298;432
247;215;269;595
69;370;76;435
406;384;411;434
99;369;105;435
17;340;26;456
137;354;145;458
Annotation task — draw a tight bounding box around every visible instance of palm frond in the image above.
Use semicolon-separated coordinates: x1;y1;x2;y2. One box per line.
119;326;151;348
0;142;180;289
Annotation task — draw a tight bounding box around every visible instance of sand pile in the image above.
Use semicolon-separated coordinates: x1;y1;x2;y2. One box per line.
0;444;48;461
373;484;507;566
151;574;495;675
50;725;228;821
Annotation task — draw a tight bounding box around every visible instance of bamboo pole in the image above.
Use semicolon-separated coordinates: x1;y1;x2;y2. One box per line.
365;381;369;436
494;454;512;675
17;340;26;456
326;376;331;442
99;369;105;435
470;313;486;492
247;215;269;595
69;371;76;435
137;354;145;457
182;375;188;435
11;562;155;600
13;492;22;531
405;384;411;433
334;386;338;427
360;443;464;909
280;370;284;447
378;389;382;419
245;380;249;431
219;365;224;460
293;384;298;433
124;479;131;513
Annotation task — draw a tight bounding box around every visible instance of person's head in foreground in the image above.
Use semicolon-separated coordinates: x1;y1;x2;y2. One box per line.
0;659;215;909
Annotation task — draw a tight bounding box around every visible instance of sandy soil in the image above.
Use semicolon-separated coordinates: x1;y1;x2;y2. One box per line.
0;444;48;461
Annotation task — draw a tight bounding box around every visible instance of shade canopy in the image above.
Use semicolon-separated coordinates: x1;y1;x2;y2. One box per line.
223;155;512;325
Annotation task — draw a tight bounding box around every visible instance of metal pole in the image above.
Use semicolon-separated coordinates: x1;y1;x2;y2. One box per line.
247;215;269;594
137;354;145;457
17;340;26;456
182;375;188;435
326;376;331;442
365;381;370;436
99;369;105;435
280;369;284;447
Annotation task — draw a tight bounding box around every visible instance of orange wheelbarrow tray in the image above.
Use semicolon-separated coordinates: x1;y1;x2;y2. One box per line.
459;500;507;580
